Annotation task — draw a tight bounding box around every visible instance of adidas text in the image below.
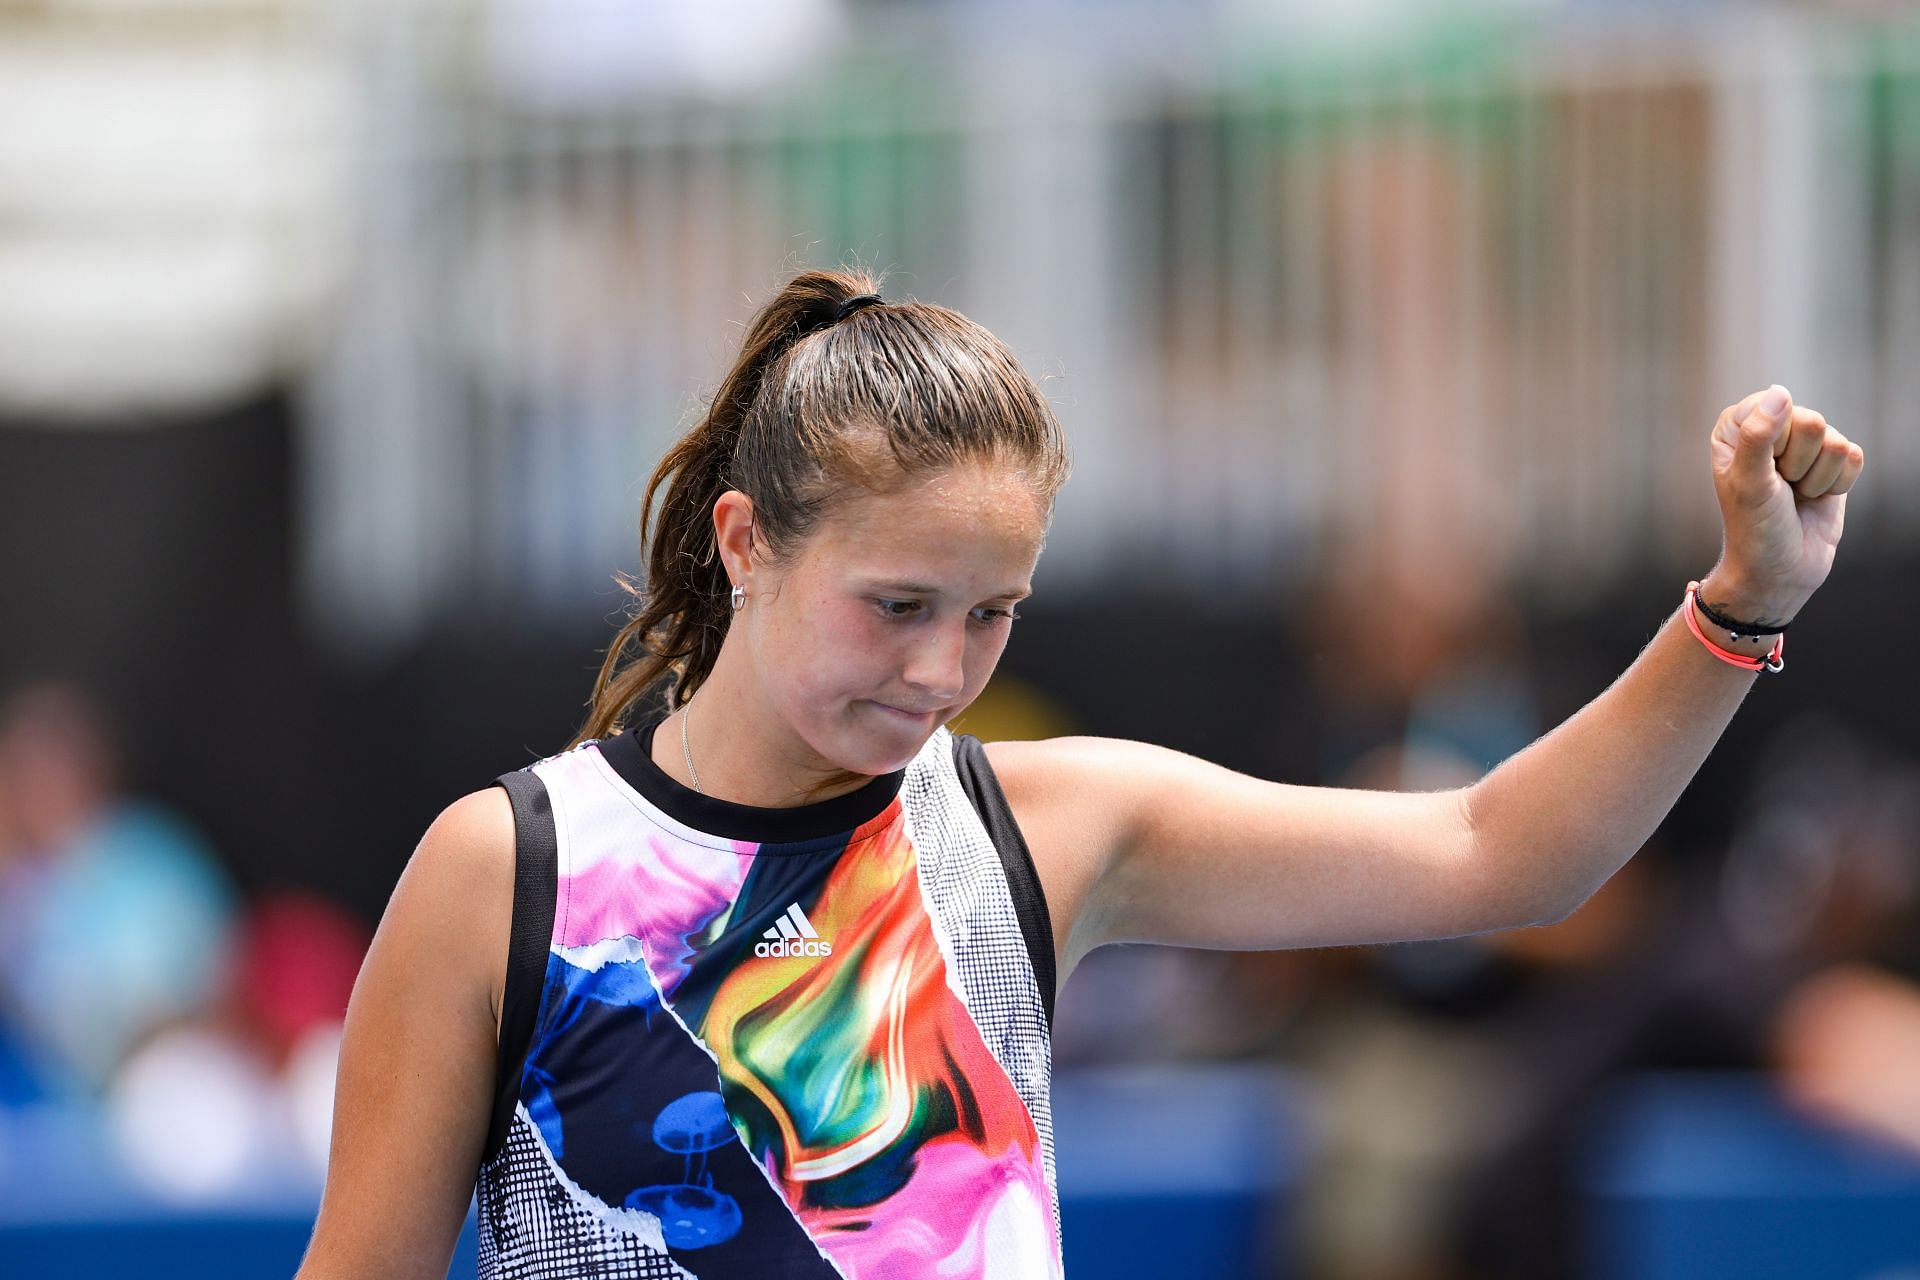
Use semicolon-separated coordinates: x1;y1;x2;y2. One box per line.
754;938;834;958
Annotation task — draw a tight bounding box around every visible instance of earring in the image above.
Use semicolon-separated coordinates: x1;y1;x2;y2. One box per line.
730;584;746;611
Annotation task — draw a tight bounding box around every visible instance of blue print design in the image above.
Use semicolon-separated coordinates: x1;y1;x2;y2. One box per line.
627;1091;744;1248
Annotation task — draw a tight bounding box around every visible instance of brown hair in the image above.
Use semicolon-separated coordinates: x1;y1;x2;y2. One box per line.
566;267;1071;749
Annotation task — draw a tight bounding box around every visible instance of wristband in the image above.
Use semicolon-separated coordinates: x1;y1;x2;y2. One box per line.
1691;588;1793;640
1684;581;1785;674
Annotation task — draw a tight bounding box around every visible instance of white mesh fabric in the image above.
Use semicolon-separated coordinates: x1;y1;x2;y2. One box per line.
902;725;1061;1245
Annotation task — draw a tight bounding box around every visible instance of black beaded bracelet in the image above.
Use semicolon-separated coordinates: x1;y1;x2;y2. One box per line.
1692;589;1793;641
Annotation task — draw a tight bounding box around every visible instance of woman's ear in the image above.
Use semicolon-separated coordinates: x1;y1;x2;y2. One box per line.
712;489;758;585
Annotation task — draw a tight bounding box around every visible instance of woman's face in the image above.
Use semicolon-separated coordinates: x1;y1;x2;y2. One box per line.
735;462;1048;774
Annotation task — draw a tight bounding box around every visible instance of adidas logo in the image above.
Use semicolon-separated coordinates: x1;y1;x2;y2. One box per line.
754;902;833;958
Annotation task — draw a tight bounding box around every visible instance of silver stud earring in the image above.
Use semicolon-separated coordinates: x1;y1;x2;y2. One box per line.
730;584;746;611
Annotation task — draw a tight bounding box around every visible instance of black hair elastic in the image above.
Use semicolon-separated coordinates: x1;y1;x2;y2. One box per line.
1693;589;1793;639
836;293;884;322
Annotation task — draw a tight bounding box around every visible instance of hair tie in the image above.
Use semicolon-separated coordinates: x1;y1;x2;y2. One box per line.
1684;581;1785;674
1691;587;1792;639
835;293;884;322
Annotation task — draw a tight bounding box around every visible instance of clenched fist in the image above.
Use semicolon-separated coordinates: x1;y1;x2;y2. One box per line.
1708;384;1864;621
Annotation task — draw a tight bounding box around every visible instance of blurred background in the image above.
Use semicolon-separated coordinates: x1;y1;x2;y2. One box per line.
3;0;1920;1276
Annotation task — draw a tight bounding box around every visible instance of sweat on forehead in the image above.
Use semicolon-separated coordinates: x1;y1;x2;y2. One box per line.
795;464;1048;569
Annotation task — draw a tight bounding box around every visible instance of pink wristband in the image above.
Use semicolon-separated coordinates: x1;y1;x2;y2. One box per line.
1684;581;1785;674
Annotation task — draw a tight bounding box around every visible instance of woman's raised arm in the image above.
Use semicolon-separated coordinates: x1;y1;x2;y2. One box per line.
296;788;516;1280
1007;385;1864;967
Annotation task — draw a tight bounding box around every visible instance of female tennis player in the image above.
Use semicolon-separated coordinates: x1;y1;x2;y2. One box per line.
296;268;1864;1280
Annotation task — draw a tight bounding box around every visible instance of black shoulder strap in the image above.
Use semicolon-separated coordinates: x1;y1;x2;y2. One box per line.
950;732;1058;1027
479;768;558;1168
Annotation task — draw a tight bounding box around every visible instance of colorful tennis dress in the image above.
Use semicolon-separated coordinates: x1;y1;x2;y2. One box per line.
472;715;1062;1279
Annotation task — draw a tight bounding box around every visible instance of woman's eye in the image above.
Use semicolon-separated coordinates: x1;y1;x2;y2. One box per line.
874;600;1020;624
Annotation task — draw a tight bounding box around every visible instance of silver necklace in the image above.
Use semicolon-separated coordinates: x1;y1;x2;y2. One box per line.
679;700;702;794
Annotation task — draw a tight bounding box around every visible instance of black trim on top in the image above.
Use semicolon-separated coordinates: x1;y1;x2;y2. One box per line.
950;733;1058;1028
480;768;558;1170
596;716;907;846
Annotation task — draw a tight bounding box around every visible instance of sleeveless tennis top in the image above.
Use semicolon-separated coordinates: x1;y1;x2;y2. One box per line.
472;715;1063;1280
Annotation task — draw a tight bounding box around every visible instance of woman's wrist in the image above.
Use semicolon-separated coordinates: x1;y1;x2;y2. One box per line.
1691;571;1799;652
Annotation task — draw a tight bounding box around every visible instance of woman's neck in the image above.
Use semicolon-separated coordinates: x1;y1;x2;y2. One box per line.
650;675;876;809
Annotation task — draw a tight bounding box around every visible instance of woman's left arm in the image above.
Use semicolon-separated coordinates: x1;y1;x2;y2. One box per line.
1046;385;1864;961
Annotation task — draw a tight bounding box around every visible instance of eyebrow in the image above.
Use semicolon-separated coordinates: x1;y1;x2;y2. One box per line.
865;579;1032;600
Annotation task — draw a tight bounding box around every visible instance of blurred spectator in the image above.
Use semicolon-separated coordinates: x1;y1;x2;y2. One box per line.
0;680;240;1097
1448;714;1920;1279
96;889;367;1202
1754;719;1920;1156
223;888;370;1179
0;680;372;1202
227;889;370;1075
105;1020;293;1205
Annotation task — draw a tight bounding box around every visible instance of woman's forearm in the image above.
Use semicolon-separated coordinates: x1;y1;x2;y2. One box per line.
1463;566;1794;926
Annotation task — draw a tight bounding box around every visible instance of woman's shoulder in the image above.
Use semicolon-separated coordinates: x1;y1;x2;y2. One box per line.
978;732;1152;808
977;734;1152;848
975;734;1150;977
427;784;518;843
413;787;517;896
400;786;518;1041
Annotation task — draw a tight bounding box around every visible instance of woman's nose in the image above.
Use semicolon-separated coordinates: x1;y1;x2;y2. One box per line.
903;619;967;700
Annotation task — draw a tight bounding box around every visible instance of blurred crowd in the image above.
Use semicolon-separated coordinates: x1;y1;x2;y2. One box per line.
0;680;368;1203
